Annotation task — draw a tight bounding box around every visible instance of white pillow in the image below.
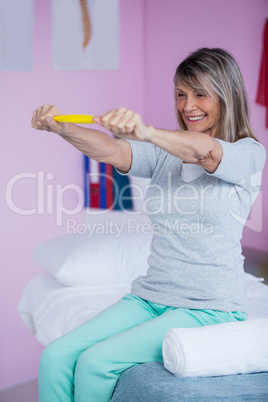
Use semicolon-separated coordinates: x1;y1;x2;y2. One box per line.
33;212;153;287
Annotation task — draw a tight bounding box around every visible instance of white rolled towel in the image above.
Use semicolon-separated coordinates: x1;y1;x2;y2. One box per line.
162;318;268;377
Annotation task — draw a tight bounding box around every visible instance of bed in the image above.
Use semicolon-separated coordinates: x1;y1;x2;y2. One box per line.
18;210;268;401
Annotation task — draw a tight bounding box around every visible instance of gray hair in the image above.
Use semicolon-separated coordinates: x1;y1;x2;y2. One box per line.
174;48;258;142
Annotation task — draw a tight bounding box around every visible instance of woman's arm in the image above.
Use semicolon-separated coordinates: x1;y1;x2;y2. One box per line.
31;104;132;172
32;105;222;174
147;128;223;173
98;108;223;173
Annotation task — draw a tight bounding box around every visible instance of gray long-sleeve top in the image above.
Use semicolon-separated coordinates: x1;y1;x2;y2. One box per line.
119;137;266;313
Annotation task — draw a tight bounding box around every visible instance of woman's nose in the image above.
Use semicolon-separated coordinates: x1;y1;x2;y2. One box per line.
184;96;197;112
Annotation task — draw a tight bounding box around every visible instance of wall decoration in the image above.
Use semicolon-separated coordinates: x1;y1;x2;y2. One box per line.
79;0;92;49
256;18;268;128
52;0;119;70
0;0;33;71
84;156;133;210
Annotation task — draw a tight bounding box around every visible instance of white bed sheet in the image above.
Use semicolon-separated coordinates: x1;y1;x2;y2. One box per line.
18;274;131;345
18;273;268;346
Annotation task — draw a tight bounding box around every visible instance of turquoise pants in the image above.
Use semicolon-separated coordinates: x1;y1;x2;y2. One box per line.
38;293;246;402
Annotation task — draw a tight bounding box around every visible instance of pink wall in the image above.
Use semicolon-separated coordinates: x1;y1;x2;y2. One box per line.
1;0;267;389
0;0;145;389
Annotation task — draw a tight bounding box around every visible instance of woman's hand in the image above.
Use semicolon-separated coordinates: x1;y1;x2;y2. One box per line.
31;104;67;135
94;108;153;142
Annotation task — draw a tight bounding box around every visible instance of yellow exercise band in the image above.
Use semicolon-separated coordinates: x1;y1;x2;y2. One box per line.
53;115;95;124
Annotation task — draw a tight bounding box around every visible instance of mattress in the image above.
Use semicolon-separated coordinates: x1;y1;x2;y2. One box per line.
18;272;268;346
111;361;268;401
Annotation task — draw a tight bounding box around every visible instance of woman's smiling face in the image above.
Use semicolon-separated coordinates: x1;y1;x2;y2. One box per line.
176;82;221;138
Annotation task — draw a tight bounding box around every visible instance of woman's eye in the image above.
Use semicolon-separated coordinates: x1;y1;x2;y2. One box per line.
197;93;205;98
177;93;185;98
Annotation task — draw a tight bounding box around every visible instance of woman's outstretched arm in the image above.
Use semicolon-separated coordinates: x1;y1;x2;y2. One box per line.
32;105;223;174
31;104;132;172
97;107;223;173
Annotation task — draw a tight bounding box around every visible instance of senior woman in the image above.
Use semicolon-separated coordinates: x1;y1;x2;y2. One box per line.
32;48;266;402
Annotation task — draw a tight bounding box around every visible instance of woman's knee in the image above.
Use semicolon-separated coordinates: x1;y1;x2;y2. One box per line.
75;344;108;376
39;339;69;374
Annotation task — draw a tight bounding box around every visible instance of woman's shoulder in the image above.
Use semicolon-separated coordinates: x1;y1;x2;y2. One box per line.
235;136;266;162
216;136;266;163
